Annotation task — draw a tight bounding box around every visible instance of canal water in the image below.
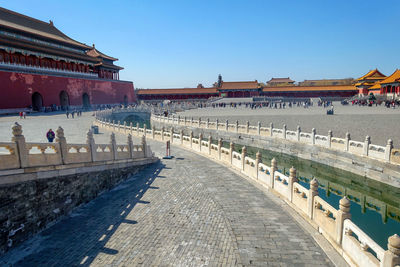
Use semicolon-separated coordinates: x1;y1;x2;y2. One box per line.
128;116;399;250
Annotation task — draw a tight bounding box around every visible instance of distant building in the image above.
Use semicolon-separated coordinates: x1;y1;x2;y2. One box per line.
355;69;386;96
0;7;135;110
298;78;354;87
378;69;400;97
266;77;295;87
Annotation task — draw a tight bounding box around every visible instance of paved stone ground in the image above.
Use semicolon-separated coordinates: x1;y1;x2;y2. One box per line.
178;103;400;146
0;114;334;266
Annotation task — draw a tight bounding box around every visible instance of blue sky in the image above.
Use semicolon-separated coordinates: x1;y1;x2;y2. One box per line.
2;0;400;88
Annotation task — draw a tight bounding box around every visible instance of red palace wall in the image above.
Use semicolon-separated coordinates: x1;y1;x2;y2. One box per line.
0;70;136;109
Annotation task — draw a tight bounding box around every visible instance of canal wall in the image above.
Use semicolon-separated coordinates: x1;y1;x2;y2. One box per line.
0;123;158;254
150;114;400;188
95;117;400;267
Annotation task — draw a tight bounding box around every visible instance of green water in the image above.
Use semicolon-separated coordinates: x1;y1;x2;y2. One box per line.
116;114;151;129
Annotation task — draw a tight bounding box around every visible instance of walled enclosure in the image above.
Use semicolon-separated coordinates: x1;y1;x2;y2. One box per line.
149;114;400;188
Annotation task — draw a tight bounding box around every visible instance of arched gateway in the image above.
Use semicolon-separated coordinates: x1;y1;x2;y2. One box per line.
59;91;69;109
31;92;43;111
82;93;90;108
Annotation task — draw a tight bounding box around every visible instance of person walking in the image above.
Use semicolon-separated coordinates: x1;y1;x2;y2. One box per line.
46;129;55;142
23;111;26;119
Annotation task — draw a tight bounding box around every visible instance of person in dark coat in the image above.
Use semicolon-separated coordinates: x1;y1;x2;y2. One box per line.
46;129;55;142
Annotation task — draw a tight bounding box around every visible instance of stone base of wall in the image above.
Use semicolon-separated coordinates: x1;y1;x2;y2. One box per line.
0;157;158;255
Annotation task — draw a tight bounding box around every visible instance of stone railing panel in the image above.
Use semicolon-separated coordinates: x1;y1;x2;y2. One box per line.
200;140;209;155
286;130;297;141
299;132;312;144
272;128;284;139
258;163;271;187
244;156;257;179
0;142;19;170
232;151;242;169
116;145;130;160
331;137;346;151
315;135;328;147
132;145;145;158
273;171;290;199
95;144;113;161
292;182;309;215
27;143;62;167
342;219;384;267
192;138;200;152
313;196;338;243
220;147;230;163
348;141;364;155
210;144;219;159
248;126;258;135
238;125;247;134
260;127;270;136
368;144;386;160
182;136;191;147
65;144;91;164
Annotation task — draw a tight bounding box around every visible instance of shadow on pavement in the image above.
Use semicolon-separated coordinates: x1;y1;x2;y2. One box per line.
4;161;165;267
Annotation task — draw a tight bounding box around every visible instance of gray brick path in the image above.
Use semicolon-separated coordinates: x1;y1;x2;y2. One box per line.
0;131;333;266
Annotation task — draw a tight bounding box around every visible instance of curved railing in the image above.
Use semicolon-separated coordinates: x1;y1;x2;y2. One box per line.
95;117;400;267
151;114;397;165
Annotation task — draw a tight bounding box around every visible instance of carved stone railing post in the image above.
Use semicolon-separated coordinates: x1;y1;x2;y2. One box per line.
208;135;212;155
136;123;140;136
235;120;239;133
170;127;174;144
255;151;261;180
229;142;234;165
336;196;351;244
141;135;147;157
270;122;273;137
257;121;261;135
130;122;133;134
117;120;121;132
184;116;187;126
308;178;319;219
161;127;165;141
241;146;246;171
152;126;156;139
199;133;203;152
123;121;127;133
225;120;229;131
191;117;194;126
112;120;116;131
56;126;67;165
198;117;201;128
216;119;219;130
12;122;28;168
180;130;184;145
246;121;249;133
127;134;134;158
311;128;316;145
345;132;351;151
364;136;370;156
382;234;400;267
206;118;209;129
190;131;193;148
283;124;287;139
87;129;96;162
142;124;146;138
328;130;332;148
297;125;301;141
386;139;393;162
110;132;117;160
288;167;297;202
218;138;222;160
270;158;277;188
178;115;180;125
